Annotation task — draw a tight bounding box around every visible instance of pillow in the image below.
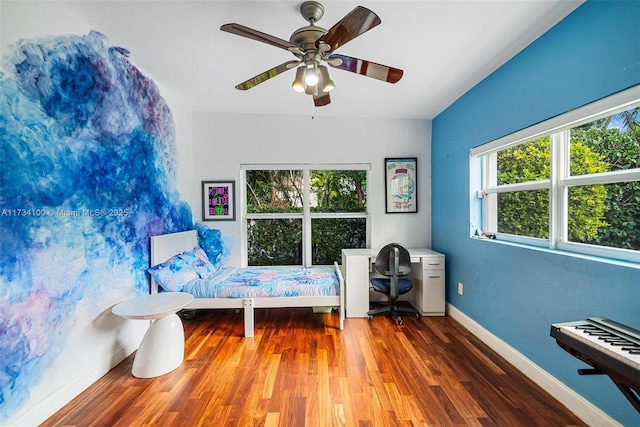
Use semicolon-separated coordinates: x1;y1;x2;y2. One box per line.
179;246;218;278
195;222;229;269
148;255;199;292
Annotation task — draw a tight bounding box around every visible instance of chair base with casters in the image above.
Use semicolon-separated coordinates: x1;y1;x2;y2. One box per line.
367;304;421;325
367;277;420;324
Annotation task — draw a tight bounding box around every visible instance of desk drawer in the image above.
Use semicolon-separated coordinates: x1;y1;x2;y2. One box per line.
422;256;445;270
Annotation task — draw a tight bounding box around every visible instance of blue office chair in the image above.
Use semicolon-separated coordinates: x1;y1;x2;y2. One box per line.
367;243;421;325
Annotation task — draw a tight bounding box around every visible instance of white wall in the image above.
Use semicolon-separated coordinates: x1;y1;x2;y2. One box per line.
192;112;432;266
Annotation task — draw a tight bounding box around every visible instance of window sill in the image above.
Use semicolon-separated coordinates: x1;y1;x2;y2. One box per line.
470;235;640;270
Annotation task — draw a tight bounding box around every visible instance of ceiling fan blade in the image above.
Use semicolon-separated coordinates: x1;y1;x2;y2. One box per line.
316;6;381;53
235;60;300;90
221;23;301;53
314;92;331;107
327;54;403;84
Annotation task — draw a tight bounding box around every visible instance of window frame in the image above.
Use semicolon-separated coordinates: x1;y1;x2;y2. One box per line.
241;163;370;266
470;85;640;264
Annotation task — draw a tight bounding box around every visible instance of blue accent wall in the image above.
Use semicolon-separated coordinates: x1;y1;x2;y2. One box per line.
431;1;640;424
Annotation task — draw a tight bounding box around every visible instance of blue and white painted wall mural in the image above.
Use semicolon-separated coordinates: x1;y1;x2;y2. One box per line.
0;31;193;422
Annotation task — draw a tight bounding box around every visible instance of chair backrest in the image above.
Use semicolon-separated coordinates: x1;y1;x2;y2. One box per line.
373;243;412;277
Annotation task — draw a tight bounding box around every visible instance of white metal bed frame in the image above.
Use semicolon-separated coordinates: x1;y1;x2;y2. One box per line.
149;230;345;337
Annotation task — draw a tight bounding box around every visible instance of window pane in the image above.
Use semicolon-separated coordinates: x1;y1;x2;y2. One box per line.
568;184;640;250
497;137;550;184
497;190;549;238
247;218;302;266
246;170;303;213
570;107;640;175
569;107;640;251
310;170;367;213
311;218;366;265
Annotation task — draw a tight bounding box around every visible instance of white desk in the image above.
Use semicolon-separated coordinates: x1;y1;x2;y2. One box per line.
341;248;445;318
112;292;194;378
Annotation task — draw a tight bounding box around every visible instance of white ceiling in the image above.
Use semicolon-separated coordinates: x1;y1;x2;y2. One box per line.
3;1;583;120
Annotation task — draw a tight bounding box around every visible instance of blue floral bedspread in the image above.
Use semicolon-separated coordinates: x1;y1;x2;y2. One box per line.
181;266;340;298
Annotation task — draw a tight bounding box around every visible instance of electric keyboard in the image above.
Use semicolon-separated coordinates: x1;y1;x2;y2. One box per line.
550;317;640;413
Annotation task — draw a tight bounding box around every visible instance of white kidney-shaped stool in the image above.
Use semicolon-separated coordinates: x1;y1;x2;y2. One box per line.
112;292;194;378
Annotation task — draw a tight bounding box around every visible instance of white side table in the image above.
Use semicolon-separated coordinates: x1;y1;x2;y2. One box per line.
112;292;194;378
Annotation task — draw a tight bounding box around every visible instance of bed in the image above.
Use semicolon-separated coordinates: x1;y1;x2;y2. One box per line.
149;230;345;337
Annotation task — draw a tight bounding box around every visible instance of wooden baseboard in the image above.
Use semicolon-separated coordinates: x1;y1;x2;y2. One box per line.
446;303;621;427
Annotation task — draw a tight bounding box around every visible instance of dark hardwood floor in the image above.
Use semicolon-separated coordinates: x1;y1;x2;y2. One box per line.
42;307;585;426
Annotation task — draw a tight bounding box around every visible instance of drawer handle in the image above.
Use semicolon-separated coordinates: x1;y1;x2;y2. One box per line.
427;262;441;266
428;275;441;278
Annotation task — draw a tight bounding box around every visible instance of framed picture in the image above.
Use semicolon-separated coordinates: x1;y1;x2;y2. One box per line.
385;158;418;213
202;181;236;221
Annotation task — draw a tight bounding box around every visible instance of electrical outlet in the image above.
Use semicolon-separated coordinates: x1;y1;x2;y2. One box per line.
458;282;464;295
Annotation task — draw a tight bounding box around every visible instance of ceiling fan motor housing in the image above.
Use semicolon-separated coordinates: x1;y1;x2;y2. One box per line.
290;2;327;52
290;25;326;52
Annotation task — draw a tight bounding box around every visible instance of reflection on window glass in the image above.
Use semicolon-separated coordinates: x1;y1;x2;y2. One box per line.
246;170;303;213
310;170;367;213
497;190;549;238
568;184;639;250
570;108;639;175
311;218;366;265
247;218;302;266
497;137;550;185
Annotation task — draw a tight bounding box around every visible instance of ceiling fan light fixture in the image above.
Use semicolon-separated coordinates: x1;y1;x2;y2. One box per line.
304;61;319;86
292;66;306;93
304;81;318;96
319;65;335;92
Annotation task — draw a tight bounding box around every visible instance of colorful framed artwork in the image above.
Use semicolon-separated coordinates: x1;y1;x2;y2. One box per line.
202;181;236;221
384;158;418;213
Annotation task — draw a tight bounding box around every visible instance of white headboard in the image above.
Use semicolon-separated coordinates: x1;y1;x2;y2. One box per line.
149;230;198;293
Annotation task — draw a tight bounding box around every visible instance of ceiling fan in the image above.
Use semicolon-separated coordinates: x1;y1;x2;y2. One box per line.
220;1;403;107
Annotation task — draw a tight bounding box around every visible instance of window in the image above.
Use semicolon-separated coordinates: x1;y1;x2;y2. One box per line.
242;165;369;266
471;85;640;263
